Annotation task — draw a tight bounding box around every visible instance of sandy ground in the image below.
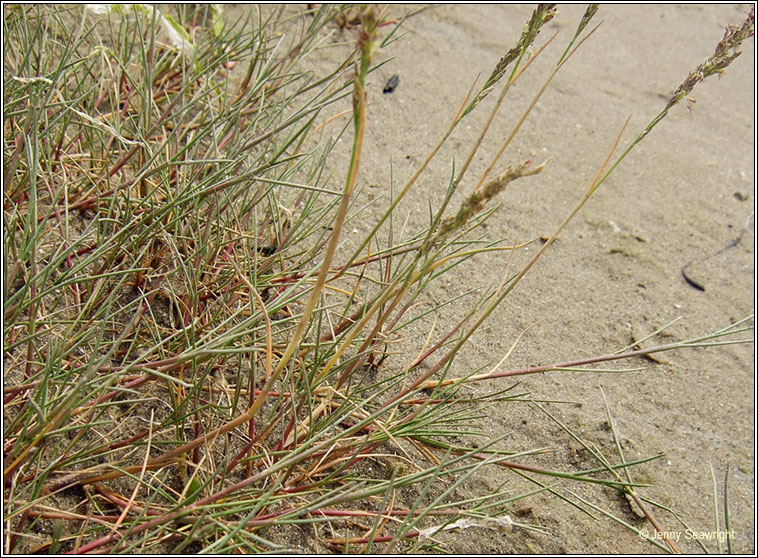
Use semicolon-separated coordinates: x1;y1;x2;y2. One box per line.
297;4;754;554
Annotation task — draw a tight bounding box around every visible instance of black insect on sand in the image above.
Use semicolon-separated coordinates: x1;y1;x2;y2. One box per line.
383;74;399;93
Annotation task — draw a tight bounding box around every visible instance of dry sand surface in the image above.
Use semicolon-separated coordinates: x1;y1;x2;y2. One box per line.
262;3;755;554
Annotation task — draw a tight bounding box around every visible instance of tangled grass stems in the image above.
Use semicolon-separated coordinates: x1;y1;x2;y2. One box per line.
2;4;754;553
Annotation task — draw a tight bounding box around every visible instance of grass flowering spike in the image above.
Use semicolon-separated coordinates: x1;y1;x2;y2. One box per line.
596;6;753;189
666;6;754;111
424;158;552;254
461;4;557;119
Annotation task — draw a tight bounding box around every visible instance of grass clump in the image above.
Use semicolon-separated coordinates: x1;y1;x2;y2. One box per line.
3;4;754;554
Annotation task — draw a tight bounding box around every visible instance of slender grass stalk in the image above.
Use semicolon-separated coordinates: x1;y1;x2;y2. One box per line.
724;464;733;554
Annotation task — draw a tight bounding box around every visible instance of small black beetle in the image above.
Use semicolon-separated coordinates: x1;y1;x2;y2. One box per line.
383;74;399;94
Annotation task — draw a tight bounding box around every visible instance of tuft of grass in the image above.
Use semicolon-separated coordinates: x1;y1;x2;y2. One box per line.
2;4;753;554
